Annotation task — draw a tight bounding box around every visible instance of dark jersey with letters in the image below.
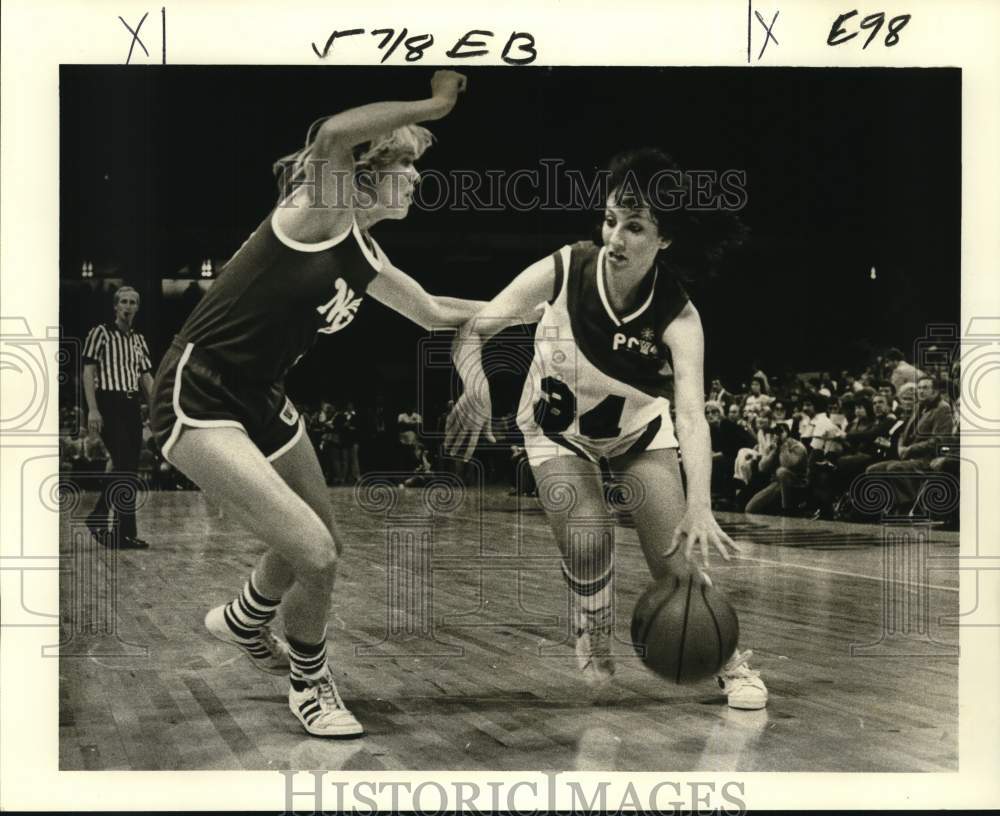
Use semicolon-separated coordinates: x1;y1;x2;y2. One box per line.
517;241;690;448
177;212;383;384
560;241;689;398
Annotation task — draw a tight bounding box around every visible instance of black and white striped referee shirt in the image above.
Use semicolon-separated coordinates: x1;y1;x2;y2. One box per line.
81;323;153;393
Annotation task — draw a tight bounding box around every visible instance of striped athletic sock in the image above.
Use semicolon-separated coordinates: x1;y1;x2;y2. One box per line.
561;559;614;613
287;631;329;691
222;572;281;642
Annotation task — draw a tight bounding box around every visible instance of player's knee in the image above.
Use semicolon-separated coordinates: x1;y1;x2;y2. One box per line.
299;530;339;580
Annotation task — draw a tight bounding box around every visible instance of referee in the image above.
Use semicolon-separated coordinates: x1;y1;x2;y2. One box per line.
82;286;154;549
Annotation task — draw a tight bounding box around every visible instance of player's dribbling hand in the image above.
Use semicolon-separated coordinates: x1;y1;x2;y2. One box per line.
430;70;467;111
444;390;495;462
665;506;743;570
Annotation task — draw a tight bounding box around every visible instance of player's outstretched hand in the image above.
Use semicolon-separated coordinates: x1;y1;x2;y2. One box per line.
444;391;495;462
664;506;743;570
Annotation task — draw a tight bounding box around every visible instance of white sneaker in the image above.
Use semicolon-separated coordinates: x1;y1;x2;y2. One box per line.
204;604;290;675
573;606;616;685
716;649;768;709
289;667;365;738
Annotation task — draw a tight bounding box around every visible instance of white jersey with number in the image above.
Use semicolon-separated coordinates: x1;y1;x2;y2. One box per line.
516;242;690;466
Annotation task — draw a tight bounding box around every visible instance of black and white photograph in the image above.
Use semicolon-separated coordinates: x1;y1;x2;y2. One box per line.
2;1;999;812
55;63;961;771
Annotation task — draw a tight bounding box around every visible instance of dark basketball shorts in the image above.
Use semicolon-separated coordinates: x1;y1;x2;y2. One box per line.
150;338;303;465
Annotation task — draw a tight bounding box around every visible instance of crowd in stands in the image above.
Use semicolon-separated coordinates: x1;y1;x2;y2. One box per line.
706;351;960;525
60;344;960;527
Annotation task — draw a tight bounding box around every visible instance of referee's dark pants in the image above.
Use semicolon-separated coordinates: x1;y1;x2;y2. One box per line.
87;391;143;541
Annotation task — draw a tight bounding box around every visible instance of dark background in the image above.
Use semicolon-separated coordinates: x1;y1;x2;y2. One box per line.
60;66;960;414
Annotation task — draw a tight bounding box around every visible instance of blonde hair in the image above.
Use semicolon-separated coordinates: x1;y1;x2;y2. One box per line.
274;118;434;198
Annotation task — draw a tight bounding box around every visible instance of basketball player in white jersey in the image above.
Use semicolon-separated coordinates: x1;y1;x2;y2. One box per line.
446;148;767;709
150;71;486;737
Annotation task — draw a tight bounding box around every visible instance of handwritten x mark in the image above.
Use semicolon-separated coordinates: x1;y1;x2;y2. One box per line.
755;9;779;60
119;13;150;65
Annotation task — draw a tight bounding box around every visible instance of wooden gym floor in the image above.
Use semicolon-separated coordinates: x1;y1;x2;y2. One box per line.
58;485;959;772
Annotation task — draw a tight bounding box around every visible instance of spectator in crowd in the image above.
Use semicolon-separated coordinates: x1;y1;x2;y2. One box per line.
895;380;917;414
706;400;755;506
886;350;928;396
802;393;846;518
744;422;809;515
739;405;759;436
878;347;905;380
741;376;770;414
398;407;422;445
726;402;741;424
876;381;897;412
391;406;423;476
793;397;816;447
335;402;361;485
708;378;732;409
733;412;775;509
749;360;771;395
924;397;960;525
830;395;855;434
769;399;792;432
60;418;110;478
400;440;435;488
834;395;891;481
864;375;954;513
815;373;833;397
871;390;909;462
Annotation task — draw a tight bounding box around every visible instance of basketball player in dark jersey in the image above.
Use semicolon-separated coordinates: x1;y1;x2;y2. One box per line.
149;71;484;737
446;148;768;709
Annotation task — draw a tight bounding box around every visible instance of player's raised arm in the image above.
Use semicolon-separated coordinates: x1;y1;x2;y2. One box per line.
312;70;466;166
662;302;742;568
445;254;557;460
275;71;466;234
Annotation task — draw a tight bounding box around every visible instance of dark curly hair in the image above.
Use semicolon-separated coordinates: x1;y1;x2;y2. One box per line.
605;147;748;281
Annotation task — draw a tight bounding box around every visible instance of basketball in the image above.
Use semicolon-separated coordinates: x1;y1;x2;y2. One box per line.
630;576;740;683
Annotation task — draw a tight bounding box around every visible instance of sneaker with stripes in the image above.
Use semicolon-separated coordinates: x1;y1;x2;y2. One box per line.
573;604;616;685
716;649;769;710
204;574;289;674
561;559;617;685
288;666;365;738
